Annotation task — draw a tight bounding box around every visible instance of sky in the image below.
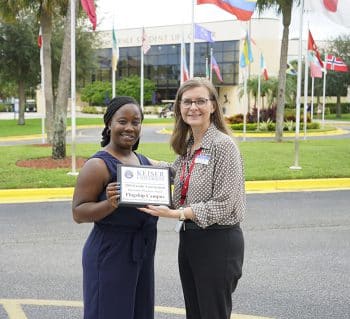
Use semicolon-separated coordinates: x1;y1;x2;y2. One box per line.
94;0;350;40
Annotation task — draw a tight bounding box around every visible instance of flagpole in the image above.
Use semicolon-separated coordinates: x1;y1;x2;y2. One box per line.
112;67;116;98
112;26;116;98
39;27;46;144
140;28;144;111
303;46;309;140
205;57;209;80
243;71;247;142
290;0;304;170
322;57;327;129
303;21;310;140
257;55;261;131
180;26;184;84
68;0;77;176
311;76;314;121
190;0;195;78
209;48;213;82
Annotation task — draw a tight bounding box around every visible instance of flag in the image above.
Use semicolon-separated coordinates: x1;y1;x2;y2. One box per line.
80;0;97;30
307;0;350;28
211;55;223;82
111;27;119;72
197;0;257;21
286;63;297;76
260;53;268;80
142;28;151;54
38;26;43;48
325;54;349;72
308;52;323;78
183;46;189;82
240;32;253;68
323;0;338;12
310;62;323;78
308;30;323;68
194;24;215;42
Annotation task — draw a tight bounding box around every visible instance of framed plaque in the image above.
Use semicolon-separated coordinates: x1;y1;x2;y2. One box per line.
117;164;172;207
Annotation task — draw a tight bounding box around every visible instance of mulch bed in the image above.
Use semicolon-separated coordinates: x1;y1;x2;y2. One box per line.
16;157;86;169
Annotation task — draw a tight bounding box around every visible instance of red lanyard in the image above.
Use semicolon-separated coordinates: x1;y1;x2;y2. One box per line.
179;149;202;205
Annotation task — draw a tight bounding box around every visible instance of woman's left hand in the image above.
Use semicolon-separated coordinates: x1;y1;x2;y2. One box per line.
138;205;178;219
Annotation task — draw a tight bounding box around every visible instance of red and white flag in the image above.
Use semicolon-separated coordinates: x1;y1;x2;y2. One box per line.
308;30;323;68
325;54;349;72
260;53;268;80
307;0;350;28
38;26;43;48
309;58;323;78
142;28;151;54
182;46;189;82
80;0;97;30
323;0;338;12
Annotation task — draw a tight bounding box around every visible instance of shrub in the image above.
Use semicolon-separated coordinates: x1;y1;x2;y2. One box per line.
80;81;112;106
284;120;295;132
81;106;106;114
0;103;13;112
259;119;274;131
226;114;243;124
230;123;257;131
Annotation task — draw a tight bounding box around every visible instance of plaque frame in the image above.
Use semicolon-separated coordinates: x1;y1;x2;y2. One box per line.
117;164;172;207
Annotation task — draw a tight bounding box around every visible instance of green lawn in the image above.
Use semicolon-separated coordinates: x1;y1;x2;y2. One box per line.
0;139;349;189
323;114;350;121
1;115;348;137
0;117;175;137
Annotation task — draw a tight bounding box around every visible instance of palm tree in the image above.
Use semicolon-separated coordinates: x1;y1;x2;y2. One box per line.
256;0;300;142
239;76;272;109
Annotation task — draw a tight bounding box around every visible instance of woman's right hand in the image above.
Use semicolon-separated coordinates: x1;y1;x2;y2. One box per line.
106;182;120;208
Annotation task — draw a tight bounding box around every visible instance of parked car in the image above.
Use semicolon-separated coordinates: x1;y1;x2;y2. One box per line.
25;100;37;112
159;103;174;118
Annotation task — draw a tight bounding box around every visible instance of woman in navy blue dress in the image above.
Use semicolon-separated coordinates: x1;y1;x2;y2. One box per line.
72;96;158;319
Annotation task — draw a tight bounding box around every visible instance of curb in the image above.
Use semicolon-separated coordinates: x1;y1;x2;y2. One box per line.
157;128;349;137
1;178;350;204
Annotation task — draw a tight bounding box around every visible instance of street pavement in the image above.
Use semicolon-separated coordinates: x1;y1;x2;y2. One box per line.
0;112;350;318
0;190;349;319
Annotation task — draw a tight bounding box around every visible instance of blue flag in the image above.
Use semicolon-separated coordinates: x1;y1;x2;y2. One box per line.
194;24;215;43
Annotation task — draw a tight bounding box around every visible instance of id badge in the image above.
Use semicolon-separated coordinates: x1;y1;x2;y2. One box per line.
174;220;184;233
195;154;210;165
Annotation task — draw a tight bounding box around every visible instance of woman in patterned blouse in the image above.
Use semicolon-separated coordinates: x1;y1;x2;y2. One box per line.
140;77;245;319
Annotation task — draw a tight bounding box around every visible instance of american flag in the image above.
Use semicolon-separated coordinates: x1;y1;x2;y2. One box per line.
142;28;151;54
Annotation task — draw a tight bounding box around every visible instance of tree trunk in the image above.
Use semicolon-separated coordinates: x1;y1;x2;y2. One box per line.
52;0;75;159
336;95;341;119
40;11;54;143
17;79;25;125
275;2;292;142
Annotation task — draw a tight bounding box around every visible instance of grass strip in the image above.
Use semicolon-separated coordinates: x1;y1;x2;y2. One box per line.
0;139;349;189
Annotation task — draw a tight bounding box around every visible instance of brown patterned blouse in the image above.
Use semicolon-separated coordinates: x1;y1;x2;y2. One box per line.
171;123;246;228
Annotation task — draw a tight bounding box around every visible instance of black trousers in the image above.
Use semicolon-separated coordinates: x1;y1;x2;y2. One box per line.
178;223;244;319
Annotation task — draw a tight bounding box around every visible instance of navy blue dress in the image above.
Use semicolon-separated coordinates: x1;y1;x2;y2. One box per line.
82;151;158;319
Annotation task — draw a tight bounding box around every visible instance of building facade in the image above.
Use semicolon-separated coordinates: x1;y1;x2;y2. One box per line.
92;18;282;115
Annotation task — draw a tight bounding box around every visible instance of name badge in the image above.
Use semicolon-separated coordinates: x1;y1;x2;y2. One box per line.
195;154;210;165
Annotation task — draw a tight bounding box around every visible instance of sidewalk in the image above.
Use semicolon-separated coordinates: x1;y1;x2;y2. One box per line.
1;178;350;204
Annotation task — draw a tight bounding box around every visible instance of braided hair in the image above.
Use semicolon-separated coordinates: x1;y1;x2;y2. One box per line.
101;96;144;150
